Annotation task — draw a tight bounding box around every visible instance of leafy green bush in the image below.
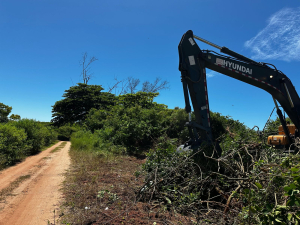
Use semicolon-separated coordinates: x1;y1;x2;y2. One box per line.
70;130;94;151
85;105;172;153
0;103;12;123
84;108;108;132
57;124;79;141
0;123;28;167
70;129;125;156
43;126;57;146
115;92;162;109
85;93;249;155
51;83;116;126
15;119;56;154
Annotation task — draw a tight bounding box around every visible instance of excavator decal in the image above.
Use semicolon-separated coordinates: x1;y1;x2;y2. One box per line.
215;62;282;93
217;59;253;75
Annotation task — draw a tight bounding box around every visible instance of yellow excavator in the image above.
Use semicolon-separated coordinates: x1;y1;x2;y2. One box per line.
268;124;296;147
178;30;300;154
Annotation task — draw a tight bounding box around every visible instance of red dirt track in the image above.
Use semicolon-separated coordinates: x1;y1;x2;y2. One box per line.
0;141;71;225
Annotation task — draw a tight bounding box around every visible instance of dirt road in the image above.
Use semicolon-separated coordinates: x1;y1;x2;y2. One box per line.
0;141;71;225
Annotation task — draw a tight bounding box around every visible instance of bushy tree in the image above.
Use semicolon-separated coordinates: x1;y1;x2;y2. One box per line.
15;119;55;154
9;114;21;121
0;123;27;167
0;103;12;123
263;116;292;135
51;83;116;126
57;124;79;141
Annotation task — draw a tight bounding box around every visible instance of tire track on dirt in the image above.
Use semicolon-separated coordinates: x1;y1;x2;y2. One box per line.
0;141;71;225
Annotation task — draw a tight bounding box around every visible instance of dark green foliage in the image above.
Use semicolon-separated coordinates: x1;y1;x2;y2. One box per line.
0;103;12;123
9;114;21;121
15;119;57;155
0;119;57;169
0;123;28;167
57;124;79;141
210;112;251;140
83;93;239;155
86;105;168;153
84;108;107;132
51;83;116;126
84;101;189;154
116;92;162;109
264;116;292;135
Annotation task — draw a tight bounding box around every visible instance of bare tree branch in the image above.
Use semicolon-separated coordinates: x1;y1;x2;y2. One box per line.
141;77;169;93
125;77;140;94
108;77;123;94
107;76;169;95
80;52;98;84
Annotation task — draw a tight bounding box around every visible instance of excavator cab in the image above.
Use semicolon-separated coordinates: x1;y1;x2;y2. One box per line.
268;124;297;147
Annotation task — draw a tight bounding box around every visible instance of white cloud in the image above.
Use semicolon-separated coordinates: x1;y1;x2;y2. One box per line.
207;71;218;78
245;7;300;61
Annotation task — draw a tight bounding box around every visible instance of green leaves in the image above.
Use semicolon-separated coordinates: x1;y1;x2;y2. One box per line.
255;182;263;189
0;120;57;168
51;83;116;126
291;167;300;172
0;103;12;123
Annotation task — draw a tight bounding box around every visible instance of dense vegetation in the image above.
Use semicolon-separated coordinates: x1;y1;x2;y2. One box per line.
1;82;294;224
54;83;299;224
0;103;57;169
51;83;115;126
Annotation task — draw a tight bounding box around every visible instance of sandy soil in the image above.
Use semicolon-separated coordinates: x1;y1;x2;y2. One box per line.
0;141;71;225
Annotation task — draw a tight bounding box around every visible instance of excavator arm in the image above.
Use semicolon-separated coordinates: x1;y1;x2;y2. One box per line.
178;30;300;153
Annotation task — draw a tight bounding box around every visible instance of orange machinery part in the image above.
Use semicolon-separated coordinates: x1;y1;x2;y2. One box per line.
268;124;296;146
278;124;296;135
268;135;289;146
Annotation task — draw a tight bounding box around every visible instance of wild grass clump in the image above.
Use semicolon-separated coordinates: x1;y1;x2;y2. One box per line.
70;129;125;157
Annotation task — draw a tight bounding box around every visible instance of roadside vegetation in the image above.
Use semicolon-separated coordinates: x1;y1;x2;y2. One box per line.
0;103;58;170
2;80;298;224
54;83;300;224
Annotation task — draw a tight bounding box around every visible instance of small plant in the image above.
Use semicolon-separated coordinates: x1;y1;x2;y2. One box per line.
97;190;119;202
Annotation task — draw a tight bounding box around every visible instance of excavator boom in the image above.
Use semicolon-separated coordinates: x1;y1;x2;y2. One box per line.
178;30;300;152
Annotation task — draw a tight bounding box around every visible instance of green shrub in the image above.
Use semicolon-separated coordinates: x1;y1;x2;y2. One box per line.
84;109;107;132
15;119;56;154
70;129;125;155
0;123;28;167
70;130;94;151
43;126;57;146
87;104;170;153
57;124;79;141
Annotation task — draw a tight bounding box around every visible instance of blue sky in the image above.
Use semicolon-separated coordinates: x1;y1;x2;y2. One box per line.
1;0;300;130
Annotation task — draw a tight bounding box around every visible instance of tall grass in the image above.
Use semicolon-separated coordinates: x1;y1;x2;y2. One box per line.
70;130;125;158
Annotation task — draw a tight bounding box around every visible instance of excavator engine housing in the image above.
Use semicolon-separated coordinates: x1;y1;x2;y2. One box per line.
268;135;289;146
